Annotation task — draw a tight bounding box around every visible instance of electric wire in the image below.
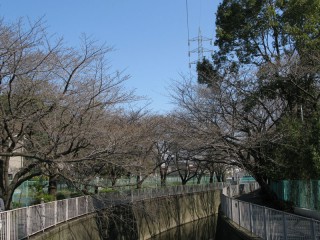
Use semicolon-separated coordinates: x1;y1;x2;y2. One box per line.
185;0;192;72
199;0;202;28
185;0;190;43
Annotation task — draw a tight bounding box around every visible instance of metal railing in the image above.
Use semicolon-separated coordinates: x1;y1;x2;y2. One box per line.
0;182;228;239
221;184;320;240
0;196;95;240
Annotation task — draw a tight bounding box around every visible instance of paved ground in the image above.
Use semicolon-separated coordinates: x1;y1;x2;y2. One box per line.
236;189;294;212
235;189;319;238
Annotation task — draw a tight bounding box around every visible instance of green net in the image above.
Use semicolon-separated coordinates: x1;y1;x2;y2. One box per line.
271;180;320;210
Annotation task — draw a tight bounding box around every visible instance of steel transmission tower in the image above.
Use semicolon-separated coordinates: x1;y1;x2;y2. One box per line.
188;27;213;68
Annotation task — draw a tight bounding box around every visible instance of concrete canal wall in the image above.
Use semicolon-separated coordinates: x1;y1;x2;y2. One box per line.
29;213;102;240
216;214;262;240
30;189;221;240
30;187;260;240
133;190;221;239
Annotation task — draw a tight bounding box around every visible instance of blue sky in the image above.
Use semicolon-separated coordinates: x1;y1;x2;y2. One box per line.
0;0;221;113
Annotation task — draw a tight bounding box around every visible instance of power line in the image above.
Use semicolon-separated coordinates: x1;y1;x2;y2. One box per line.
199;0;202;27
185;0;190;42
185;0;192;72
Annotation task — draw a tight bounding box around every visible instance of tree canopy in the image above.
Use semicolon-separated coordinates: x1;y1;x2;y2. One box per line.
215;0;320;67
188;0;320;193
0;19;136;209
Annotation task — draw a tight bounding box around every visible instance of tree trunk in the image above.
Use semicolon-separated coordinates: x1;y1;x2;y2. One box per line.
111;178;117;186
209;171;214;183
48;174;58;198
136;175;142;189
181;179;188;185
0;157;11;210
160;167;167;187
82;185;89;195
197;175;202;184
160;176;166;187
2;188;13;210
216;175;222;182
255;175;277;201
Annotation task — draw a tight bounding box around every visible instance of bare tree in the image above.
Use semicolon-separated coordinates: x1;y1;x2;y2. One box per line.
0;19;134;209
154;140;174;187
170;71;284;195
150;115;179;187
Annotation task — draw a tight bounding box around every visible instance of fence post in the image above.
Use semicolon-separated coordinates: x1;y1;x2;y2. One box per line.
41;201;45;230
282;212;287;240
238;200;241;227
230;198;233;220
263;207;268;240
311;219;316;240
0;213;3;238
6;212;10;240
26;207;31;237
75;198;78;217
249;203;253;233
65;199;68;221
85;196;88;213
54;201;57;225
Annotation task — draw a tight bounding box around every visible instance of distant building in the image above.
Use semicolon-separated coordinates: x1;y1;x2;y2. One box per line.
9;155;24;180
8;143;25;180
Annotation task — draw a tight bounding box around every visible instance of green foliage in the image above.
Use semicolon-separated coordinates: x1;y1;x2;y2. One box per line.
32;193;55;205
215;0;276;65
29;177;48;194
70;192;84;198
196;58;217;86
272;115;320;179
212;0;320;181
31;176;49;181
99;187;116;193
11;202;23;209
56;190;71;200
27;177;53;204
215;0;320;66
282;0;320;53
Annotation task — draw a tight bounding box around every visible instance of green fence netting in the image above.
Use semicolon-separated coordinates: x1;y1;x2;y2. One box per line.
271;180;320;210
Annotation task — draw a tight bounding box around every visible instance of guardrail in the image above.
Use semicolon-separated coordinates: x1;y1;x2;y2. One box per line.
0;182;228;239
221;184;320;240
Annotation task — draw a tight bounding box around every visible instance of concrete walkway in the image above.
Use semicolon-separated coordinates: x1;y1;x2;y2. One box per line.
236;189;294;212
